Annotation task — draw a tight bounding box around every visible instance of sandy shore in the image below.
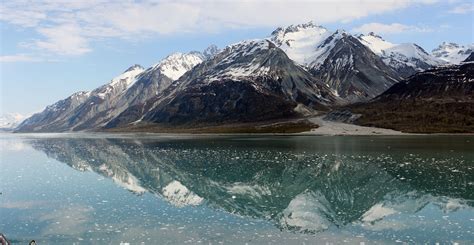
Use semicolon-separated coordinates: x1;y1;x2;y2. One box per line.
302;116;406;135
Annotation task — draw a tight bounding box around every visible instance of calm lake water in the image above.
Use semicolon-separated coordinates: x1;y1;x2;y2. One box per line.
0;134;473;244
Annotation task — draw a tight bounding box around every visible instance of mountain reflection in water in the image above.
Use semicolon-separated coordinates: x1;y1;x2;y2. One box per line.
27;136;473;236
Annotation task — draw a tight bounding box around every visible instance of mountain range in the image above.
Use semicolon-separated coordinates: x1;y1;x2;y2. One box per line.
14;22;474;133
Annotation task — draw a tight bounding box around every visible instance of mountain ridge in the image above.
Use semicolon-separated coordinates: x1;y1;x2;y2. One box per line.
14;22;473;133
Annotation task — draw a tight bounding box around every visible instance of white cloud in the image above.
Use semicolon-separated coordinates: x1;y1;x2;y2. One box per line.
0;54;40;63
0;0;439;56
448;3;474;14
352;23;433;35
34;24;91;55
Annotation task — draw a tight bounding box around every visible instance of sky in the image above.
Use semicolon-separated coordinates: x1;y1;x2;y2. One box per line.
1;0;473;116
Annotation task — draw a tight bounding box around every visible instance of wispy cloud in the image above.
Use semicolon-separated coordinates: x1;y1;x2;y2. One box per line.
352;23;433;35
0;0;439;56
0;54;41;63
34;24;91;55
448;3;474;14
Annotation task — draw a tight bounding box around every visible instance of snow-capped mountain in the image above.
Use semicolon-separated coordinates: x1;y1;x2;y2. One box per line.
357;32;444;77
270;22;332;67
16;65;145;132
16;49;209;132
152;52;203;81
270;24;400;102
108;39;338;127
16;22;472;133
432;42;474;64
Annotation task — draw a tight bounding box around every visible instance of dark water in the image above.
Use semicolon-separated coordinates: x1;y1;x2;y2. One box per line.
1;134;473;244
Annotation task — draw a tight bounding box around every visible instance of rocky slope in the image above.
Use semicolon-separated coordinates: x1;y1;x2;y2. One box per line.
310;31;400;102
15;50;211;132
270;23;401;102
107;39;338;128
348;62;474;133
16;91;92;132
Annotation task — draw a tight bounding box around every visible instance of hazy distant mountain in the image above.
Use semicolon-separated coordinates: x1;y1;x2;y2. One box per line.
432;42;474;64
0;113;28;131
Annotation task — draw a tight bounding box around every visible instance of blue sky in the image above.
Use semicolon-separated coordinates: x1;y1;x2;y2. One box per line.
1;0;473;116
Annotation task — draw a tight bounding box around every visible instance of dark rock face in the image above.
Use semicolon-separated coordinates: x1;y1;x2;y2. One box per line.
144;80;299;124
464;52;474;62
311;32;400;103
375;63;474;101
349;63;474;133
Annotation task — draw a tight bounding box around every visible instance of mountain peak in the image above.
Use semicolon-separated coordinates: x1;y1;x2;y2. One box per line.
270;23;332;65
333;29;348;36
227;39;272;52
189;44;221;61
123;64;144;73
439;42;460;48
154;52;203;80
432;42;474;64
271;21;327;36
367;32;383;40
203;44;220;58
0;112;29;129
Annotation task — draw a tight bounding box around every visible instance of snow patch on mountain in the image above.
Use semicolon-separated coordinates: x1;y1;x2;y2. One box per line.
357;32;395;55
357;33;444;72
384;43;443;68
432;42;474;64
205;39;274;82
153;53;203;80
270;22;331;66
46;91;91;112
96;65;145;99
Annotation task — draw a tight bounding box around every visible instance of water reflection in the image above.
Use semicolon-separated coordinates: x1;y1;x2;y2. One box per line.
26;136;473;236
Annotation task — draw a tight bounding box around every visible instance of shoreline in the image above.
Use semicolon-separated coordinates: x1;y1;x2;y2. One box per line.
4;117;474;137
